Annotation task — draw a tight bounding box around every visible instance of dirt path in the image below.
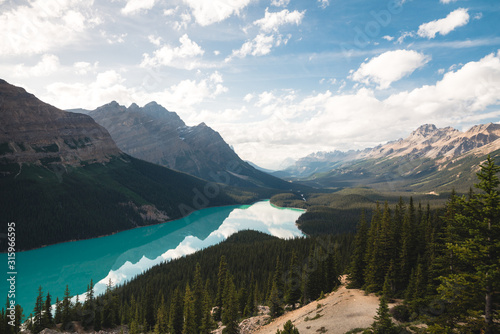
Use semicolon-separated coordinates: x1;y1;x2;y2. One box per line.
249;285;384;334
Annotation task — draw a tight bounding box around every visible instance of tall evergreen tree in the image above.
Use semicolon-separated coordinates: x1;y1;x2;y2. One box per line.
371;274;396;334
54;297;62;324
214;255;228;322
348;210;369;288
183;284;197;334
192;263;204;332
285;251;302;309
437;155;500;333
41;291;53;329
222;274;239;334
168;288;183;334
32;286;44;333
61;285;73;330
83;279;95;329
154;295;168;334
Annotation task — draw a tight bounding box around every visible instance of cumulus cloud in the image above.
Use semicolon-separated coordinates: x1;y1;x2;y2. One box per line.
182;0;254;26
43;71;228;112
74;61;98;75
121;0;157;15
14;54;60;77
140;34;205;69
418;8;470;39
350;50;430;89
0;0;100;55
217;51;500;169
271;0;290;7
253;8;305;32
440;0;457;3
226;8;304;61
226;34;275;60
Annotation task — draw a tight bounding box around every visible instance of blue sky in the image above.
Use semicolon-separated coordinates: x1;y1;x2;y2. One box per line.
1;0;500;169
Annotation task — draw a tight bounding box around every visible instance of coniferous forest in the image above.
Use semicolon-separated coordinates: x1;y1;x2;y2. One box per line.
2;157;499;334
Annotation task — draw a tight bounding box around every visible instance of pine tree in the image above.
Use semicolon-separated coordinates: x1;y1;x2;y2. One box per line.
214;255;228;322
372;274;396;334
348;210;369;288
41;291;53;329
269;280;283;318
183;284;197;334
168;288;183;334
61;285;73;331
438;155;500;333
192;263;204;332
83;279;95;330
276;320;300;334
200;288;216;334
222;274;239;334
32;286;44;333
54;297;62;324
154;295;168;334
73;295;83;322
285;251;302;309
102;279;117;329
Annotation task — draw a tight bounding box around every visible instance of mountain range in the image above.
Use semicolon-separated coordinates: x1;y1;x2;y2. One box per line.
282;123;500;192
82;101;299;190
0;79;258;251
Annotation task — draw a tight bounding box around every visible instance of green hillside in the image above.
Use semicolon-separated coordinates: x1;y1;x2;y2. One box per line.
0;155;260;251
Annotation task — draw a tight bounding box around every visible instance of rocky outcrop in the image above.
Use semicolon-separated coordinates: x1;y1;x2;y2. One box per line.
0;79;120;166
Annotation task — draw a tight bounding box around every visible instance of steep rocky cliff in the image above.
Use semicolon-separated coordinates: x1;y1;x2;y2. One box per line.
0;79;120;166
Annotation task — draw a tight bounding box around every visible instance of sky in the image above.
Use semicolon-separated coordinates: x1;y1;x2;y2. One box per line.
1;0;500;169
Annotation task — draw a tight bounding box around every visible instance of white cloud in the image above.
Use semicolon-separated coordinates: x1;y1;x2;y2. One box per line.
226;34;275;60
141;34;205;69
121;0;157;15
219;51;500;168
397;31;415;44
43;71;228;111
74;61;98;75
14;54;60;77
350;50;430;89
271;0;290;7
100;31;127;44
182;0;254;26
148;35;162;46
173;12;192;30
418;8;470;39
226;8;303;61
243;93;254;102
163;7;178;16
0;0;100;55
253;8;305;33
440;0;457;3
318;0;329;9
382;35;394;41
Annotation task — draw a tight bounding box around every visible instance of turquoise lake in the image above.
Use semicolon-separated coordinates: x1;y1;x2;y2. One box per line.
1;200;304;312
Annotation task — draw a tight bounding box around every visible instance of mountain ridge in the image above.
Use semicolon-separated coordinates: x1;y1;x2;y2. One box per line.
281;122;500;179
88;101;303;190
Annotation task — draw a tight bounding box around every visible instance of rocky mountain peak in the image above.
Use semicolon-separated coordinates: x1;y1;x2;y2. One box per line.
411;124;437;137
0;79;121;166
